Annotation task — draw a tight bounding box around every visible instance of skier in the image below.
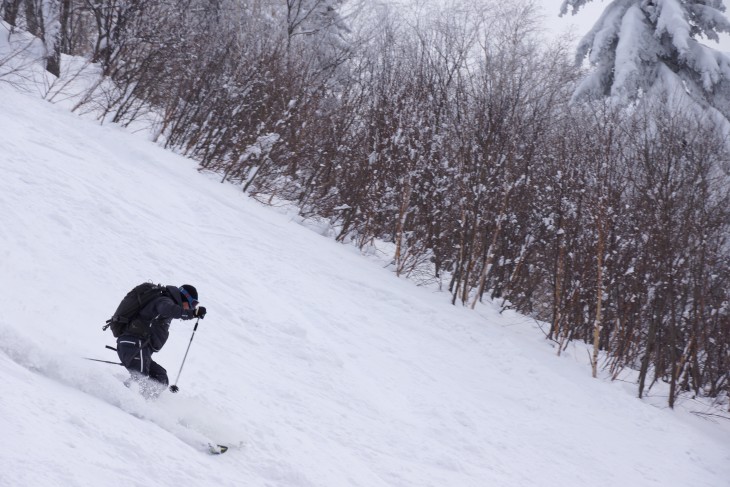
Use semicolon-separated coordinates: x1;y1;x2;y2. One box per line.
116;284;206;398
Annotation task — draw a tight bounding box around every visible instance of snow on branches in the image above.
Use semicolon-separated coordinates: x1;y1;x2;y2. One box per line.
562;0;730;121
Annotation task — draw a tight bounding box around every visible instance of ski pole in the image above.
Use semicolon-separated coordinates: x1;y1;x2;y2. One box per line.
169;317;200;393
84;357;124;366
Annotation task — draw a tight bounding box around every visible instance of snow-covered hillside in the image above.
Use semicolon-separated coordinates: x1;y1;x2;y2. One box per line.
0;66;729;487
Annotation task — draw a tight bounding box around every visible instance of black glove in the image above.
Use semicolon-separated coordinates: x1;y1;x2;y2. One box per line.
195;306;207;319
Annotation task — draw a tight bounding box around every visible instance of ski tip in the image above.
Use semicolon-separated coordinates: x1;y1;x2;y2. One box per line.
208;444;229;455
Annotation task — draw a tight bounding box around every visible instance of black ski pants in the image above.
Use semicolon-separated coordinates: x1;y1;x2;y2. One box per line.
116;336;169;386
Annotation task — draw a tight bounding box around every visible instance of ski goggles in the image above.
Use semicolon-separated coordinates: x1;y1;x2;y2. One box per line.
179;287;199;308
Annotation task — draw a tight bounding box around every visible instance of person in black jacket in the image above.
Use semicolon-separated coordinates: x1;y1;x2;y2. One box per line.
117;284;207;398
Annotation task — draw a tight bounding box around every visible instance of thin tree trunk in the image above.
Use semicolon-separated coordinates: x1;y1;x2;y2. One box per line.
471;189;510;309
47;0;72;76
24;0;40;37
394;180;413;277
592;208;605;378
550;229;566;342
2;0;21;26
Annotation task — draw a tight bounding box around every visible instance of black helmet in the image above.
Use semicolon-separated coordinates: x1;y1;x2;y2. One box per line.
179;284;198;306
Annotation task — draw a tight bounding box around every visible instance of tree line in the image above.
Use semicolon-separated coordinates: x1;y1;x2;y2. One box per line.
3;0;729;409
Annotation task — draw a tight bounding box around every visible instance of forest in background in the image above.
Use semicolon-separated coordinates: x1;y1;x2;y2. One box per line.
2;0;729;409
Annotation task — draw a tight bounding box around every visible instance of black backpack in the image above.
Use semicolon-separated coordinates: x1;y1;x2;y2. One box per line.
104;283;167;337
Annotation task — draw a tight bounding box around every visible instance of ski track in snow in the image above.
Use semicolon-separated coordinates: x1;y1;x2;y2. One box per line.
1;63;729;486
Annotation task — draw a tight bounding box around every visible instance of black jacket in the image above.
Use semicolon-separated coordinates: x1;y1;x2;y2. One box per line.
120;285;196;351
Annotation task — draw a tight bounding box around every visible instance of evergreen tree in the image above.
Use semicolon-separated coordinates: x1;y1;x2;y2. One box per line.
561;0;730;119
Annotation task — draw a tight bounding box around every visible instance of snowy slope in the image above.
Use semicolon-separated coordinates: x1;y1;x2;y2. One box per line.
0;78;729;485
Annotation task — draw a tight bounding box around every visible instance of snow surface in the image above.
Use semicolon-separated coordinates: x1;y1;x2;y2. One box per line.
1;34;730;487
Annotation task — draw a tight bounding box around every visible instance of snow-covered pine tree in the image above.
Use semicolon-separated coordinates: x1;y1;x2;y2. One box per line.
560;0;730;119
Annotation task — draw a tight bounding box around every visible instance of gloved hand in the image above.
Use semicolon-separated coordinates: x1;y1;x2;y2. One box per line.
195;306;207;319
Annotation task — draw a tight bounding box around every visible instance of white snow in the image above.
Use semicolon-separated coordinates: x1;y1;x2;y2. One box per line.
1;29;730;487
